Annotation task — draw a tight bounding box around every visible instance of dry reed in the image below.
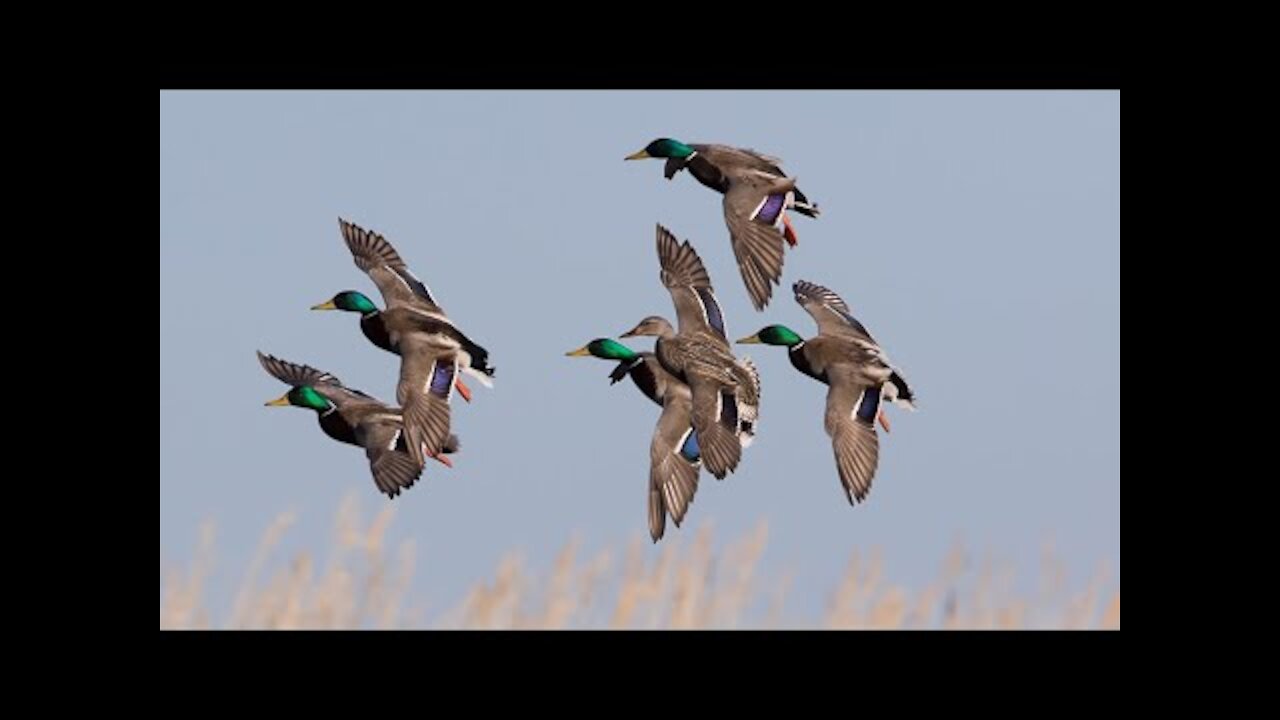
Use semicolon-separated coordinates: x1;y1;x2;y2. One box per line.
160;493;1118;630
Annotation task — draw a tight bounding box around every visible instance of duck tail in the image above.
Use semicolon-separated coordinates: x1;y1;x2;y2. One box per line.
792;187;821;218
734;357;762;447
462;365;495;388
460;339;495;387
792;200;821;218
884;369;916;410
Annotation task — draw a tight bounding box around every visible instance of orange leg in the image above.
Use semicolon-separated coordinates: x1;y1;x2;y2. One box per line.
782;214;799;247
877;409;891;434
454;378;472;403
431;452;454;468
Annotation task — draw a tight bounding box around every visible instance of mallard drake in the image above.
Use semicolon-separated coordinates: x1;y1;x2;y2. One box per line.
620;225;761;480
258;351;457;499
311;218;494;467
566;338;703;542
736;281;915;504
625;138;820;310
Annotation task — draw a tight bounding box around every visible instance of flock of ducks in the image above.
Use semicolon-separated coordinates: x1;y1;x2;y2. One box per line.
259;137;915;541
259;219;494;497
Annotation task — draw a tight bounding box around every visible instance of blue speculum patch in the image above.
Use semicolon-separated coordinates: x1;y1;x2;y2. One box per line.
429;361;455;397
756;194;786;224
696;287;725;337
856;386;881;423
680;430;701;461
720;391;739;427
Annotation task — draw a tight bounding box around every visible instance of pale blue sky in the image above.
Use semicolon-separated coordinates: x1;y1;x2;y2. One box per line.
160;90;1119;623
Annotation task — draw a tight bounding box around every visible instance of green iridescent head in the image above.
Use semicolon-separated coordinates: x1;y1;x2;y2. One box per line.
264;385;332;412
311;290;378;314
565;338;639;361
737;325;804;347
625;138;696;161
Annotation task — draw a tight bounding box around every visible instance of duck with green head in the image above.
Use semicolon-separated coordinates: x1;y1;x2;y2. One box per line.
620;225;762;482
626;138;820;311
258;351;457;499
566;337;704;542
736;281;915;505
312;218;495;468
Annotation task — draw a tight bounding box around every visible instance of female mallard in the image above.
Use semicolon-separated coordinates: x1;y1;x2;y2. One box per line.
620;225;761;480
311;218;494;467
565;337;703;542
257;351;457;499
736;281;915;504
626;138;820;311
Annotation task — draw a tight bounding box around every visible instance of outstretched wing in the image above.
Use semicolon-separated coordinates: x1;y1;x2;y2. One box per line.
792;280;876;340
339;218;444;313
824;366;882;504
647;393;701;542
395;336;457;466
256;351;378;406
257;351;342;388
655;224;729;344
356;420;424;499
722;172;795;311
686;374;743;480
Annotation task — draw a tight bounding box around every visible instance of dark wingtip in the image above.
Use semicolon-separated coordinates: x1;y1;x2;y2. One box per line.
791;280;815;305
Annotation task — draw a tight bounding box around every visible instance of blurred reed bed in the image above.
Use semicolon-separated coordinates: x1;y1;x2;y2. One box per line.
160;493;1119;630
